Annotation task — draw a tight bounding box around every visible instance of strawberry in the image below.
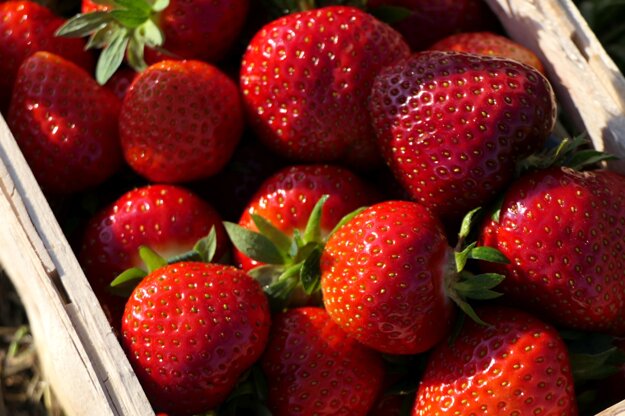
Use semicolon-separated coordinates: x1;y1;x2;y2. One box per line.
479;166;625;335
320;200;509;355
57;0;249;84
103;65;137;100
224;164;379;308
240;6;410;169
119;59;244;183
413;306;577;415
369;51;557;224
367;0;499;51
429;31;545;74
121;261;271;415
8;51;122;195
78;184;229;326
0;0;94;112
260;306;385;416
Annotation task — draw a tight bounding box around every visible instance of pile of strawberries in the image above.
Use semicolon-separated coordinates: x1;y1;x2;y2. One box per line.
2;0;625;415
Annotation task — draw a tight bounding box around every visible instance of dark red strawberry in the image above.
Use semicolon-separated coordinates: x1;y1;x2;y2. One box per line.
121;262;271;415
429;31;545;74
320;200;508;355
224;164;380;309
119;59;243;183
0;1;94;113
261;307;385;416
228;164;378;270
78;184;229;326
58;0;249;84
369;51;557;224
8;51;121;194
479;167;625;335
367;0;499;51
240;6;410;169
413;306;577;415
103;65;137;100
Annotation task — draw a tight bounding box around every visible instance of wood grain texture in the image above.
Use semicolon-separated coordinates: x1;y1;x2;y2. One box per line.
485;0;625;172
0;113;153;416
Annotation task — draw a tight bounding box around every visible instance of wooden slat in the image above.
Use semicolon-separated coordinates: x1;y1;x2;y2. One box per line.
485;0;625;172
0;114;153;416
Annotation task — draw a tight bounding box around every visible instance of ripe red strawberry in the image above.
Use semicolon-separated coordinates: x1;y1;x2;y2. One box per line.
261;307;385;416
58;0;249;84
8;51;121;194
240;6;410;169
320;200;508;355
119;59;243;183
479;167;625;335
0;0;94;113
320;200;453;354
121;262;271;415
229;164;379;271
369;51;557;224
413;306;577;415
367;0;499;51
429;31;545;74
79;184;229;326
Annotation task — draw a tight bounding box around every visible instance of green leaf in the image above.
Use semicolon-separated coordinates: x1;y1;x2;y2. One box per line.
571;347;625;381
293;241;320;263
113;0;152;13
369;5;412;24
151;0;169;12
96;28;129;84
456;273;506;292
111;9;150;28
126;35;147;72
139;245;167;272
303;195;329;244
300;246;322;295
328;206;367;237
55;12;112;37
247;264;284;287
467;246;510;264
109;267;146;296
137;18;164;48
458;207;482;241
224;222;285;265
252;214;292;253
568;149;619;170
86;25;116;49
455;288;503;300
194;227;218;263
454;241;476;271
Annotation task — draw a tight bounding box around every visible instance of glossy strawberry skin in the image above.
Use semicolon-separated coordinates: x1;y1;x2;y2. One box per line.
261;307;385;416
233;164;380;271
78;185;229;327
147;0;249;63
320;200;454;355
429;31;545;74
367;0;499;51
240;6;410;169
0;1;95;113
119;60;243;183
81;0;248;64
413;306;577;416
369;51;556;223
479;167;625;334
122;262;271;415
8;51;121;194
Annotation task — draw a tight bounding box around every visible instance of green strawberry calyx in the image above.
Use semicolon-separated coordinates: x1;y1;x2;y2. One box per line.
109;226;218;296
224;195;366;311
55;0;171;84
446;207;510;326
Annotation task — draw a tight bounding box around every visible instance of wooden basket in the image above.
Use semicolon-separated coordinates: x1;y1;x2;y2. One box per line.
0;0;624;414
